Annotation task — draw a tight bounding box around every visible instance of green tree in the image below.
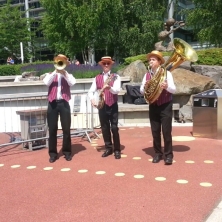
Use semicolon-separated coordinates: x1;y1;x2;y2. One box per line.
40;0;168;61
0;0;35;63
183;0;222;46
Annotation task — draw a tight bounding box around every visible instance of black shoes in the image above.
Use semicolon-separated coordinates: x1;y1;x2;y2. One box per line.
102;150;121;159
152;155;173;165
49;156;57;163
102;150;113;157
165;157;173;165
114;151;121;159
152;155;163;163
65;155;72;161
49;155;72;162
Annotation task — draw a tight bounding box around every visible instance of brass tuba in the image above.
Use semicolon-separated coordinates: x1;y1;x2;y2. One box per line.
144;38;198;104
54;56;67;70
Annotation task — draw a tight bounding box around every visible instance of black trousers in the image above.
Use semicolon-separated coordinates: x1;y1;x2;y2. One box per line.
47;100;71;157
149;101;173;158
98;102;120;152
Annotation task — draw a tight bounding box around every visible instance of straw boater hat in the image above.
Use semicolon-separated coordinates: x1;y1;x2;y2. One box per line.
147;50;165;65
54;54;70;65
98;56;115;65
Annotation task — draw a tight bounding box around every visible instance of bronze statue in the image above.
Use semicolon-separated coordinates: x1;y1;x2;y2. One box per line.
155;18;185;52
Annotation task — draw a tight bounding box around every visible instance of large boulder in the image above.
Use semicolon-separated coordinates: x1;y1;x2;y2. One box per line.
192;65;222;88
172;68;218;95
121;60;147;83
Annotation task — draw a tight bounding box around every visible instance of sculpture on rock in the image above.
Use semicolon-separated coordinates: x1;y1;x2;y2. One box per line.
155;18;185;52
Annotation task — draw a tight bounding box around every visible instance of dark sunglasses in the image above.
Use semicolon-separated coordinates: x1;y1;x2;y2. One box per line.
102;62;111;66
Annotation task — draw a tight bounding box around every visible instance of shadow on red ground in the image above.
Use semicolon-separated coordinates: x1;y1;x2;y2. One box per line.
0;126;222;222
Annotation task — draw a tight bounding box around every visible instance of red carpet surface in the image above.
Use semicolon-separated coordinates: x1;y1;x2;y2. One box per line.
0;126;222;222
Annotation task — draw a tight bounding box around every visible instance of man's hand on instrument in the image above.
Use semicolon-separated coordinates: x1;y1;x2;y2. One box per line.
56;69;67;76
102;84;111;90
160;80;168;89
91;99;97;107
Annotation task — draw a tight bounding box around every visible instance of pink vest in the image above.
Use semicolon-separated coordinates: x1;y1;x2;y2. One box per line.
146;73;172;106
48;74;71;102
96;74;118;106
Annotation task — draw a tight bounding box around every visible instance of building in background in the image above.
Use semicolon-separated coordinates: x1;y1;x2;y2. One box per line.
0;0;54;61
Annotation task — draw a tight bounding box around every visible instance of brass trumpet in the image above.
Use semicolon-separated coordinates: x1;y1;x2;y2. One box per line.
54;56;67;70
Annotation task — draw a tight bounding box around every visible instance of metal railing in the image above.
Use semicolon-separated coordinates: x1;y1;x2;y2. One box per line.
0;90;100;150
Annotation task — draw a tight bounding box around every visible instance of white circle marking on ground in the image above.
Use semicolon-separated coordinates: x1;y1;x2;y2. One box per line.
78;169;88;173
11;165;21;168
177;179;188;184
115;172;125;177
185;160;195;164
172;136;195;142
90;141;97;144
91;143;98;147
95;171;106;175
204;160;214;164
155;177;166;181
200;182;212;187
27;166;36;169
133;157;141;160
61;168;71;172
43;167;53;171
134;174;144;179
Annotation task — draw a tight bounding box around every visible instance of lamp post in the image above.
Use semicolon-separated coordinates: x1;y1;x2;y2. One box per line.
20;42;24;64
25;0;32;63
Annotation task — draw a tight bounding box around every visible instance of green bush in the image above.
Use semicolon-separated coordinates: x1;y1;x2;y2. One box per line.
1;48;222;78
123;48;222;66
0;64;22;76
195;48;222;65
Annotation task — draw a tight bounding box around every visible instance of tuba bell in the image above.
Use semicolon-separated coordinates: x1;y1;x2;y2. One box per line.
54;56;67;70
144;38;198;104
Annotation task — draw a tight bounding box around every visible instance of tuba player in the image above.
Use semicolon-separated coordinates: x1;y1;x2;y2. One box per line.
140;51;176;165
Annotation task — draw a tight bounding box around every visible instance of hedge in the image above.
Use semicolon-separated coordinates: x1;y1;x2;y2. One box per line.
1;48;222;77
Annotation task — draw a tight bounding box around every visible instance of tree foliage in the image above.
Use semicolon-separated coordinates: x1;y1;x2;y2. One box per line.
183;0;222;46
40;0;168;61
0;0;35;63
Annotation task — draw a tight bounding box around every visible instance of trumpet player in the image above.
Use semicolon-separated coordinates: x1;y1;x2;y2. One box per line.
43;54;76;163
88;56;122;159
140;51;176;165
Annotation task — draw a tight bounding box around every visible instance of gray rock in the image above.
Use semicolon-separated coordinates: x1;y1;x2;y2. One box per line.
21;71;39;78
172;68;217;95
121;60;147;83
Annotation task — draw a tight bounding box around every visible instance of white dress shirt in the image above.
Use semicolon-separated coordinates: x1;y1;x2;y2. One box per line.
43;70;76;100
88;71;121;100
140;68;176;95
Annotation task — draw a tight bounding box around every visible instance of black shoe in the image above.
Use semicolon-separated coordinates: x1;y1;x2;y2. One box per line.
114;151;121;159
102;150;113;157
49;156;57;163
65;155;72;161
165;157;173;165
152;155;163;163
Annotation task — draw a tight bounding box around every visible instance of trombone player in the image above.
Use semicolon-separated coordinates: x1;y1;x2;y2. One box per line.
140;50;176;165
43;54;76;163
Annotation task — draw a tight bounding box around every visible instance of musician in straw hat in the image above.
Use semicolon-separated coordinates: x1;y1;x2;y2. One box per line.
140;50;176;165
43;54;76;163
88;56;122;159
